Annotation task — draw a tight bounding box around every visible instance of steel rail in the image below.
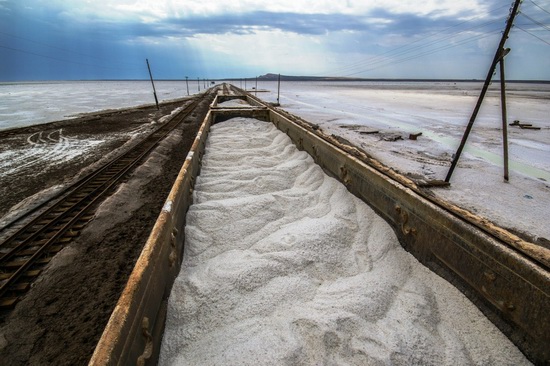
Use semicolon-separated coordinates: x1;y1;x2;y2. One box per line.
0;92;212;309
0;100;197;235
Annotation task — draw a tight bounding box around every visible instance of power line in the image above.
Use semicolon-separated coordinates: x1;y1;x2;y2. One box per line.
516;24;550;45
324;20;503;77
0;31;143;68
0;44;142;71
341;30;502;77
325;18;500;75
529;0;550;15
353;20;501;74
520;12;550;31
0;31;104;62
319;4;511;77
328;20;504;77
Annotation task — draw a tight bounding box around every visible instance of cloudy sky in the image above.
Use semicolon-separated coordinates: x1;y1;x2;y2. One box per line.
1;0;549;81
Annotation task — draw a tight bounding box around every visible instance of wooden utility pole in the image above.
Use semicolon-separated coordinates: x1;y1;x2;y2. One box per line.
277;73;281;105
500;48;511;181
146;59;159;110
445;0;522;183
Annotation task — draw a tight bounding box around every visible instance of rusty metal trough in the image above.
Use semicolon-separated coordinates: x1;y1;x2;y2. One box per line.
89;84;549;365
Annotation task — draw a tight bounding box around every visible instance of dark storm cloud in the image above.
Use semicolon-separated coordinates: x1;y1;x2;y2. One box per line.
2;0;507;45
165;12;370;36
2;0;549;80
74;12;376;41
93;8;505;44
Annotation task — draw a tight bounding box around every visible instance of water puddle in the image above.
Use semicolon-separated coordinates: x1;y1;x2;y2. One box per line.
281;94;550;182
423;132;550;182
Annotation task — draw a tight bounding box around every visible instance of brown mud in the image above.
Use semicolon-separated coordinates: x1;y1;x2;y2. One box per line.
0;93;214;365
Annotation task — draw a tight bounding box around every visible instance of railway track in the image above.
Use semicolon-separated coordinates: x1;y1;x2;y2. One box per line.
222;83;230;95
0;90;214;311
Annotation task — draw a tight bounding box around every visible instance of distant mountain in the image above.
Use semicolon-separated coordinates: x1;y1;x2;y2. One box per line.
254;74;474;82
223;74;549;83
257;73;370;81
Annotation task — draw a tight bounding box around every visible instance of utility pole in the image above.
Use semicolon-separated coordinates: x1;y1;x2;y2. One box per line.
445;0;522;183
185;76;189;96
277;73;281;105
146;58;159;110
500;48;511;181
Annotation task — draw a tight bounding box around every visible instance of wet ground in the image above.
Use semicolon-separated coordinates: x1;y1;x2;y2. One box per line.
0;94;213;365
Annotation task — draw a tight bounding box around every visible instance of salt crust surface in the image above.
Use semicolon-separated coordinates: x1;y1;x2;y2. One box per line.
2;81;547;239
255;81;550;241
217;99;253;108
0;80;195;131
159;117;529;366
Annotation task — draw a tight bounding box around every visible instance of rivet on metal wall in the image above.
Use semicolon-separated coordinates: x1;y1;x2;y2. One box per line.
340;166;352;186
395;205;417;236
137;317;153;366
484;271;497;282
169;230;177;267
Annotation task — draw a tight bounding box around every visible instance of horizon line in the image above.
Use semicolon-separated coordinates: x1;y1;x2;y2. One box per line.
2;77;550;84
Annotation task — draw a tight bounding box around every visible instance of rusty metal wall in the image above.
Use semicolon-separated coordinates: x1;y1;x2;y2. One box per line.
88;111;212;366
261;97;549;365
89;90;549;365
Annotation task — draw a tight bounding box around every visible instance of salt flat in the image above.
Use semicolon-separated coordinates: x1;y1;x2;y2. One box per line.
1;80;547;241
256;81;550;242
159;117;530;366
0;80;196;131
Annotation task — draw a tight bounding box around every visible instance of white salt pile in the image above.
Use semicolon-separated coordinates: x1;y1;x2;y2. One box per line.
159;117;530;365
216;99;254;108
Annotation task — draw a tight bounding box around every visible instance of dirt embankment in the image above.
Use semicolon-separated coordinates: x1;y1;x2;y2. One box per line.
0;100;187;220
0;92;215;365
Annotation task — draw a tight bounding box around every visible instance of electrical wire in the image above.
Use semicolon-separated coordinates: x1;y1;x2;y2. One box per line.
520;12;550;31
330;22;503;77
327;18;504;77
0;44;142;71
323;2;548;78
4;1;547;78
318;3;512;77
0;31;143;68
0;7;145;72
516;24;550;45
529;0;550;15
341;30;502;77
324;18;501;75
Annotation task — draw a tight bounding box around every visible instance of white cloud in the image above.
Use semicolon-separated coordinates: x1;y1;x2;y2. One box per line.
366;0;488;18
44;0;490;23
193;0;486;18
187;30;331;75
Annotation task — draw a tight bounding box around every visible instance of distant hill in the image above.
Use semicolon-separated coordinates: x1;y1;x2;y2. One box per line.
257;73;374;81
254;73;481;82
225;73;380;82
225;74;549;84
